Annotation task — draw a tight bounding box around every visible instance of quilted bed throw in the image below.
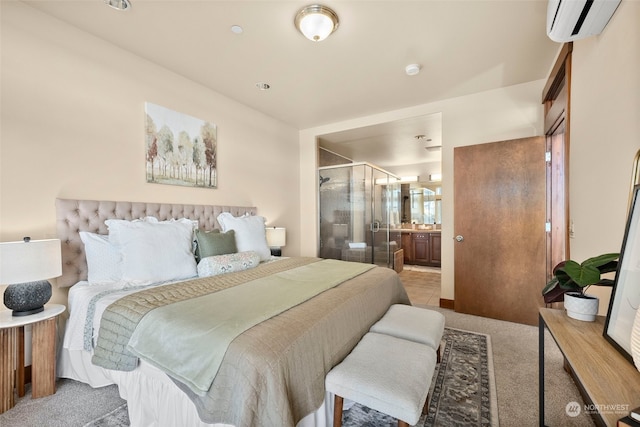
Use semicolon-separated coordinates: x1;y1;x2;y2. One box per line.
92;258;375;395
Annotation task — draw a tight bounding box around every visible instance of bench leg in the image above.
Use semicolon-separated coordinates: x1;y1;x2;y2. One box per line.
333;395;344;427
422;392;430;415
436;344;441;363
398;421;410;427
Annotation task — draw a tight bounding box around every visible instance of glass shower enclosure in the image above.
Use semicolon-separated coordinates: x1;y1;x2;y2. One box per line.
318;163;402;268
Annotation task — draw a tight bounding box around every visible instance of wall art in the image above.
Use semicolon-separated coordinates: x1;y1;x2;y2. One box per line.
145;102;217;188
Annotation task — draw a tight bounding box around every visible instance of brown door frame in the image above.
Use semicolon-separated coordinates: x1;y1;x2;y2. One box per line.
542;43;572;280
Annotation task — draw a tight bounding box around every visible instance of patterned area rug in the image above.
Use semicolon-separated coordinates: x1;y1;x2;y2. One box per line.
86;328;497;427
342;327;498;427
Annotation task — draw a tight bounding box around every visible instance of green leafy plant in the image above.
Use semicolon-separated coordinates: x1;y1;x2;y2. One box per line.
542;253;619;304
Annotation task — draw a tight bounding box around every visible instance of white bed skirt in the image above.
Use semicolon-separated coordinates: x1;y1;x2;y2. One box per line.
58;349;334;427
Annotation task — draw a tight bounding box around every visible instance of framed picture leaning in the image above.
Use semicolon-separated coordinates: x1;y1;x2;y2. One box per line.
604;184;640;364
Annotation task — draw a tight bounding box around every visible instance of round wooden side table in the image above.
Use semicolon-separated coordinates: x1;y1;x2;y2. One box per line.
0;303;66;413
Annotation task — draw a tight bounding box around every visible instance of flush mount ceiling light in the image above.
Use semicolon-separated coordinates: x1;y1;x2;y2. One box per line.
295;4;339;42
256;82;271;91
104;0;131;11
405;64;421;76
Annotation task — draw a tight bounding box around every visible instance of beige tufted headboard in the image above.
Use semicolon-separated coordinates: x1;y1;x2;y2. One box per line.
55;198;257;288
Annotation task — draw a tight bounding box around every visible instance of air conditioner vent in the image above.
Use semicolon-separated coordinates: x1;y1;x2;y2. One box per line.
546;0;621;43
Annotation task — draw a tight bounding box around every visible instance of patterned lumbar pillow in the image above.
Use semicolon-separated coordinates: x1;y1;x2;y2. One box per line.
197;251;261;277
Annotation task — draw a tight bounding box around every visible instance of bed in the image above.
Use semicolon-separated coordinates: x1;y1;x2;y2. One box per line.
55;198;410;427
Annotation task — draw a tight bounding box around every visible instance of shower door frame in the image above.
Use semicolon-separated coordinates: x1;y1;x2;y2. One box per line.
318;162;400;268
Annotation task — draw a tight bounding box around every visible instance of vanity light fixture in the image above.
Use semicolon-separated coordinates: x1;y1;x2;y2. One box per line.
104;0;131;11
399;176;419;183
295;4;339;42
429;173;442;182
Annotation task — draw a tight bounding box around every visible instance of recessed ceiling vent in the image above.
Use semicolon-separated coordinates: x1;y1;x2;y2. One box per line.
546;0;621;42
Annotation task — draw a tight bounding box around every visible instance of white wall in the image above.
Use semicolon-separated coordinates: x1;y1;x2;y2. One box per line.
569;0;640;314
301;1;640;309
300;80;545;300
0;2;300;305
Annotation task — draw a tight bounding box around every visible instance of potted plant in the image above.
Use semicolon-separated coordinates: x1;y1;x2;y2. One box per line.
542;253;619;321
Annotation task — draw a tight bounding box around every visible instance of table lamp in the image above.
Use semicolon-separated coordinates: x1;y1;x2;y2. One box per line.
0;237;62;316
265;227;286;257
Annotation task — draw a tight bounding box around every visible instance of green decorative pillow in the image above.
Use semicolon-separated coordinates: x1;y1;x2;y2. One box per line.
196;229;237;259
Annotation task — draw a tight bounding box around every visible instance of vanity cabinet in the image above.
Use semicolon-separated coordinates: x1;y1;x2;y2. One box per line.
412;233;430;265
401;231;441;267
429;232;441;266
401;232;413;264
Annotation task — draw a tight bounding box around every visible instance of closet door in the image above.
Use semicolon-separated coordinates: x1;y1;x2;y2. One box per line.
453;136;546;326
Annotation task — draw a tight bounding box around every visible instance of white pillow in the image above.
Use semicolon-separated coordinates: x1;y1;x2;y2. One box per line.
145;217;199;253
217;212;271;261
79;231;122;284
106;219;197;282
197;251;261;277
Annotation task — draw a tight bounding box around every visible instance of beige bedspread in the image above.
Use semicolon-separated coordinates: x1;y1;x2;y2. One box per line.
175;264;410;426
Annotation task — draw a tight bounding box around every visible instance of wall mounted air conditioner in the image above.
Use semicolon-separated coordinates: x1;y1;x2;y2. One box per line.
547;0;621;42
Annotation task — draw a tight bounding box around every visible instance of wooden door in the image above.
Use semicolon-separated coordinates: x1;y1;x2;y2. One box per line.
454;137;546;326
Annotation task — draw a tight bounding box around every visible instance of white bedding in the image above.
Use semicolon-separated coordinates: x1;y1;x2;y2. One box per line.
64;280;160;352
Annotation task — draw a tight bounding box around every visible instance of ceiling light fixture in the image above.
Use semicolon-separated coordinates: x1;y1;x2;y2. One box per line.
104;0;131;11
256;82;271;90
230;25;243;34
405;64;421;76
295;4;339;42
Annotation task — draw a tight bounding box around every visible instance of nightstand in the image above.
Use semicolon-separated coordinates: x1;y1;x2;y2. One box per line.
0;303;65;414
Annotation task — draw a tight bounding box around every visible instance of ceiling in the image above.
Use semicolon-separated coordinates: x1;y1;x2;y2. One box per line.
318;112;443;170
21;0;560;170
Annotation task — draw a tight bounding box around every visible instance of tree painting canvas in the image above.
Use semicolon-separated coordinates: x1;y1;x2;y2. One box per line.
145;102;217;188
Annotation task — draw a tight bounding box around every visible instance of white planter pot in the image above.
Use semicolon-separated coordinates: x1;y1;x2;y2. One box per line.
564;292;599;322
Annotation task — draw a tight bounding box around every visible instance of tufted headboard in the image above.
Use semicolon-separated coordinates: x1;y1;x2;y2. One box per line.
55;198;257;288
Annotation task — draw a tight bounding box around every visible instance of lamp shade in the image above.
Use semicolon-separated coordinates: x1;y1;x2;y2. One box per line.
0;238;62;284
265;227;286;248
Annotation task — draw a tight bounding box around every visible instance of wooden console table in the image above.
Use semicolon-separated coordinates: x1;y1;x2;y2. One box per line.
0;304;65;414
539;308;640;426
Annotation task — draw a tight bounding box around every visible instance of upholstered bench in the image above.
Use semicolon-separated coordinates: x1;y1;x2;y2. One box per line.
370;304;445;362
326;332;437;427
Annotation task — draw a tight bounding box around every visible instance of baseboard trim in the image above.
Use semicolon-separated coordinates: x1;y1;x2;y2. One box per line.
439;298;454;310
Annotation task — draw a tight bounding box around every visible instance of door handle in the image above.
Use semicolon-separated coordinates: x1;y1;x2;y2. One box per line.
371;221;380;232
455;235;464;242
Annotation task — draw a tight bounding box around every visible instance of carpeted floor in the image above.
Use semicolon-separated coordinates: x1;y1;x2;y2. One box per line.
0;306;595;427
